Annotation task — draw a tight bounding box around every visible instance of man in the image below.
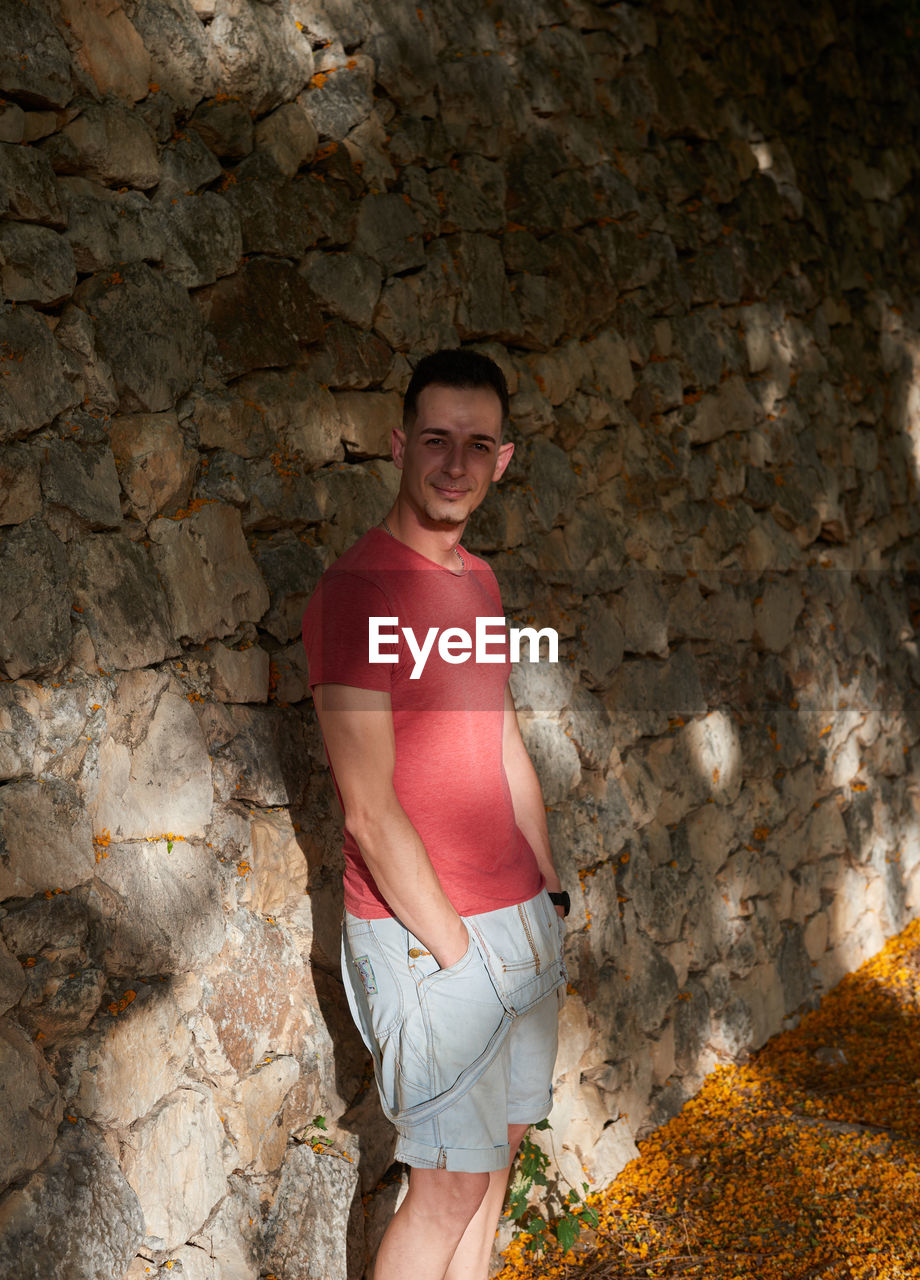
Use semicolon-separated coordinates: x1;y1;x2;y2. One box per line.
302;349;569;1280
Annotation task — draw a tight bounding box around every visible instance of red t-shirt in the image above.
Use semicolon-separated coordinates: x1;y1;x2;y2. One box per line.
302;527;543;918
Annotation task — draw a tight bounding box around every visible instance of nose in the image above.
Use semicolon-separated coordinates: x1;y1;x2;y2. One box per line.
441;442;465;476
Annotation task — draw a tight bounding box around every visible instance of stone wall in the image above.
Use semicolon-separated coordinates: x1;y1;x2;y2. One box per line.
2;0;920;1276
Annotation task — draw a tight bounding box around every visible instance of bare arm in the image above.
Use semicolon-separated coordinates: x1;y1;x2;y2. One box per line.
502;685;564;910
312;682;469;968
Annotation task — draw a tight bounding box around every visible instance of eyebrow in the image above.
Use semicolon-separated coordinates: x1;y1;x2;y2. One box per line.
418;428;499;444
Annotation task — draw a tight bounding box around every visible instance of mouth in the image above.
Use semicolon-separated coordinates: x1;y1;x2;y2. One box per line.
431;485;470;498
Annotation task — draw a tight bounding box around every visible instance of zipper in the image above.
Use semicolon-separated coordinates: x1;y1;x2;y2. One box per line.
517;903;541;975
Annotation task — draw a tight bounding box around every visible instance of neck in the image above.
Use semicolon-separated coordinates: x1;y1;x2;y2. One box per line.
380;502;466;571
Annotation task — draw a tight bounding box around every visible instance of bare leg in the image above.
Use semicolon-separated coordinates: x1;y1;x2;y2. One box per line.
442;1122;531;1280
373;1167;490;1280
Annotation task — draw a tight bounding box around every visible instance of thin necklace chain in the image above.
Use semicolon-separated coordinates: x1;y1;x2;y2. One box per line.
380;516;465;569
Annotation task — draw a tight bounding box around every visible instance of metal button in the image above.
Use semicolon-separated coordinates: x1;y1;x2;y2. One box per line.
408;947;422;958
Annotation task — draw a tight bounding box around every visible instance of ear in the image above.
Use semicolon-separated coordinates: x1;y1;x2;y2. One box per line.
391;426;407;470
492;439;514;482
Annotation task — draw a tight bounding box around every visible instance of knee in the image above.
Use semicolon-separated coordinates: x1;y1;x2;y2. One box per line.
407;1170;490;1231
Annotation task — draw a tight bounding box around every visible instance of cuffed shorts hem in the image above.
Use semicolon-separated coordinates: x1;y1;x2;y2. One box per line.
395;1136;513;1173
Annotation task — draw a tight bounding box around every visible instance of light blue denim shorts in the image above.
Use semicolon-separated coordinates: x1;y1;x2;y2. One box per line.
341;888;567;1173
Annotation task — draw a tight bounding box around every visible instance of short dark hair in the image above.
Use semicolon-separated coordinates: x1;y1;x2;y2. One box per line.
403;348;510;431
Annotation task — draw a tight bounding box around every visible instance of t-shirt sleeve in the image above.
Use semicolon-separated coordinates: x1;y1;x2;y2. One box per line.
302;571;395;691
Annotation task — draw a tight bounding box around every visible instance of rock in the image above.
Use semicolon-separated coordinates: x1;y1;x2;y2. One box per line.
0;1122;144;1280
220;161;343;256
42;100;159;188
61;178;168;273
229;369;344;469
201;911;308;1073
264;1143;360;1280
621;573;670;657
334;389;400;458
108;411;198;522
0;683;39;782
121;1087;232;1251
188;1175;264;1279
156;131;223;201
62;0;151;101
299;317;393;390
76;986;194;1127
605;646;706;741
428;156;507;235
0;223;76;306
299;250;383;330
206;703;307;806
17;964;106;1046
525;435;579;531
0;519;71;679
453;233;522;340
271;640;309;705
689;374;758;444
0;937;26;1015
240;808;309;914
0;444;41;526
148;501;269;643
0;306;79;440
40;439;122;530
579;596;626;688
586;329;636;403
71;532;175;669
54;302;120;414
255;101;318;176
0;1018;62;1191
251;531;329;643
355;193;426;275
0;778;94;898
188;97;254;159
753;578;805;653
193;257;323;379
189;385;274;459
161;190;243;288
0;1;74;108
509;659;573;720
561;685;615;771
373;246;461;353
128;0;219;112
208;641;270;703
96;836;226;974
93;672;214;838
0;102;24;144
208;0;315;115
74;262;203;412
303;51;374;141
518;715;582;805
219;1055;299;1172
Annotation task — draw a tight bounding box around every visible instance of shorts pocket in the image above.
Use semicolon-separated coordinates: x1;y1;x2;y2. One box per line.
466;892;566;1016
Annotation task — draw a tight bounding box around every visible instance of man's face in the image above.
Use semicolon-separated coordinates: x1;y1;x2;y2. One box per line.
392;383;514;529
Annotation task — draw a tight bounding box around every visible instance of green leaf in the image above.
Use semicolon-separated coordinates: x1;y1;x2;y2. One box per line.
312;1115;328;1130
556;1214;579;1252
581;1205;600;1228
534;1118;552;1131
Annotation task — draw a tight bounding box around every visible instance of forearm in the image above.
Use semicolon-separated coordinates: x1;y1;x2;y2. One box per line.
348;799;469;968
505;747;562;893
